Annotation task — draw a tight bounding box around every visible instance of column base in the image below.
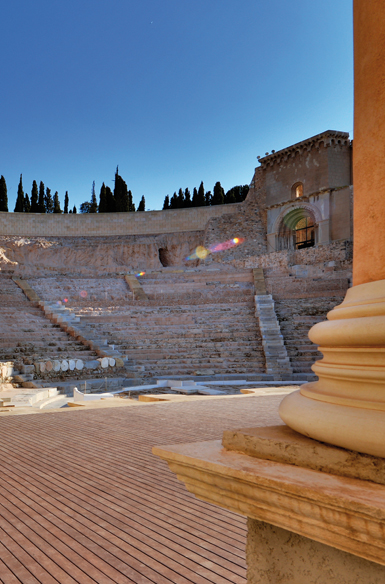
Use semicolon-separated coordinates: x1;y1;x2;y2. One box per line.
279;389;385;458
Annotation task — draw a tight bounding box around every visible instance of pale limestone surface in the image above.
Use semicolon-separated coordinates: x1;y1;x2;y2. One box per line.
153;438;385;566
280;279;385;457
247;519;385;584
222;424;385;486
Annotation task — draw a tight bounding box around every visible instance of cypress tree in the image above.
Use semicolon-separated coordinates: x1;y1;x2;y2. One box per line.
197;181;206;206
163;195;170;210
23;193;31;212
177;188;184;208
14;175;25;212
30;180;38;212
53;191;62;213
105;186;115;212
192;187;198;207
64;191;69;213
137;195;145;211
45;187;54;213
0;176;8;212
205;190;212;206
38;181;46;213
114;167;131;212
90;181;98;213
184;188;192;207
212;182;225;205
225;188;236;204
98;183;107;213
170;192;178;209
73;205;77;213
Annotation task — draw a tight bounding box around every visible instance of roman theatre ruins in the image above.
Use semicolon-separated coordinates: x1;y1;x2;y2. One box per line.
0;129;353;396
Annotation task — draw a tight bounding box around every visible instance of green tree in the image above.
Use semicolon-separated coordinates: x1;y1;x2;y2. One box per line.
225;184;249;203
38;181;46;213
105;186;115;212
212;182;225;205
53;191;62;213
184;188;192;207
177;188;184;208
225;189;236;204
0;176;8;212
45;187;54;213
14;175;25;212
30;180;38;212
73;205;77;214
137;195;145;211
90;181;98;213
197;181;206;206
24;193;31;212
205;190;212;206
64;191;69;213
163;195;170;210
169;192;177;209
192;187;198;207
128;190;135;212
98;183;107;213
114;167;133;212
80;201;91;213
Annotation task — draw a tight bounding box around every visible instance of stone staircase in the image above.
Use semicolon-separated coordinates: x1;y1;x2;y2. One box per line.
0;275;98;377
254;294;292;381
274;297;344;377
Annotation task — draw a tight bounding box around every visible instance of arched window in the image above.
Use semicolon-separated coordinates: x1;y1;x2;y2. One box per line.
294;216;315;249
277;208;316;250
291;182;303;199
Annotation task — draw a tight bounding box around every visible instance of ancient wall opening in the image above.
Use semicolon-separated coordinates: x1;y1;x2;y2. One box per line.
277;208;316;251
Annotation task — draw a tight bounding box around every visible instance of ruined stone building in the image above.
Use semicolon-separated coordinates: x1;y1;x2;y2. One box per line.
0;130;353;387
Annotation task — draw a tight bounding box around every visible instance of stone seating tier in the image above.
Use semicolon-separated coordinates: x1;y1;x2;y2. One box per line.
0;276;99;368
274;297;345;374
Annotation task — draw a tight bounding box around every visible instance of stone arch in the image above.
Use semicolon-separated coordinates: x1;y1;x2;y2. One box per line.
273;203;322;252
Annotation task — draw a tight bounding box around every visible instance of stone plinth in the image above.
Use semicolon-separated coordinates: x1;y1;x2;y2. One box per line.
247;518;385;584
153;437;385;568
222;424;385;485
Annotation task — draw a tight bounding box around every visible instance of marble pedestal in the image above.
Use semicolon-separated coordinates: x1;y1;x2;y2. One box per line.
153;424;385;583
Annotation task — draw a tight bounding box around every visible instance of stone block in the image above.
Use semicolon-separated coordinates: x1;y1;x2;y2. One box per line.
85;360;101;370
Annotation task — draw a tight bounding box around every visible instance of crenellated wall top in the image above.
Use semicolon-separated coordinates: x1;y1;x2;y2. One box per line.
258;130;351;170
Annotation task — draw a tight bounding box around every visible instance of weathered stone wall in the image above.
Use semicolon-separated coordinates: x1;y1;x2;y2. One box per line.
202;169;268;263
259;131;352;207
0;203;240;237
0;231;203;276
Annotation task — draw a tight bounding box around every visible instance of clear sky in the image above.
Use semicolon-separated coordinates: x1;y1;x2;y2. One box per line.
1;0;353;212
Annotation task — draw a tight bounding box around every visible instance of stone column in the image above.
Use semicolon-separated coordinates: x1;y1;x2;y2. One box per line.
279;0;385;457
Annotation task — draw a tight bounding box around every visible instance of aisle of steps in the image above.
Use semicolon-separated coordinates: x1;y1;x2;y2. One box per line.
254;295;292;380
274;297;345;376
0;275;97;365
75;269;266;377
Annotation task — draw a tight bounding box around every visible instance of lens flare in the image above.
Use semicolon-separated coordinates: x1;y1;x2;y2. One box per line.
185;237;244;261
63;298;68;303
135;271;146;277
80;290;88;298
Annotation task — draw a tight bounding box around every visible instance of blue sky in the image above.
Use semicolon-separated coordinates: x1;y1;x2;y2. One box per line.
1;0;353;212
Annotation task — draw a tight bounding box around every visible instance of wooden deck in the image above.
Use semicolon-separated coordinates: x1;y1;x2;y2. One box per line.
0;395;282;584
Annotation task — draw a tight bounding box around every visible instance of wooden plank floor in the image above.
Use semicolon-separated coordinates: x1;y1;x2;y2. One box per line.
0;395;282;584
